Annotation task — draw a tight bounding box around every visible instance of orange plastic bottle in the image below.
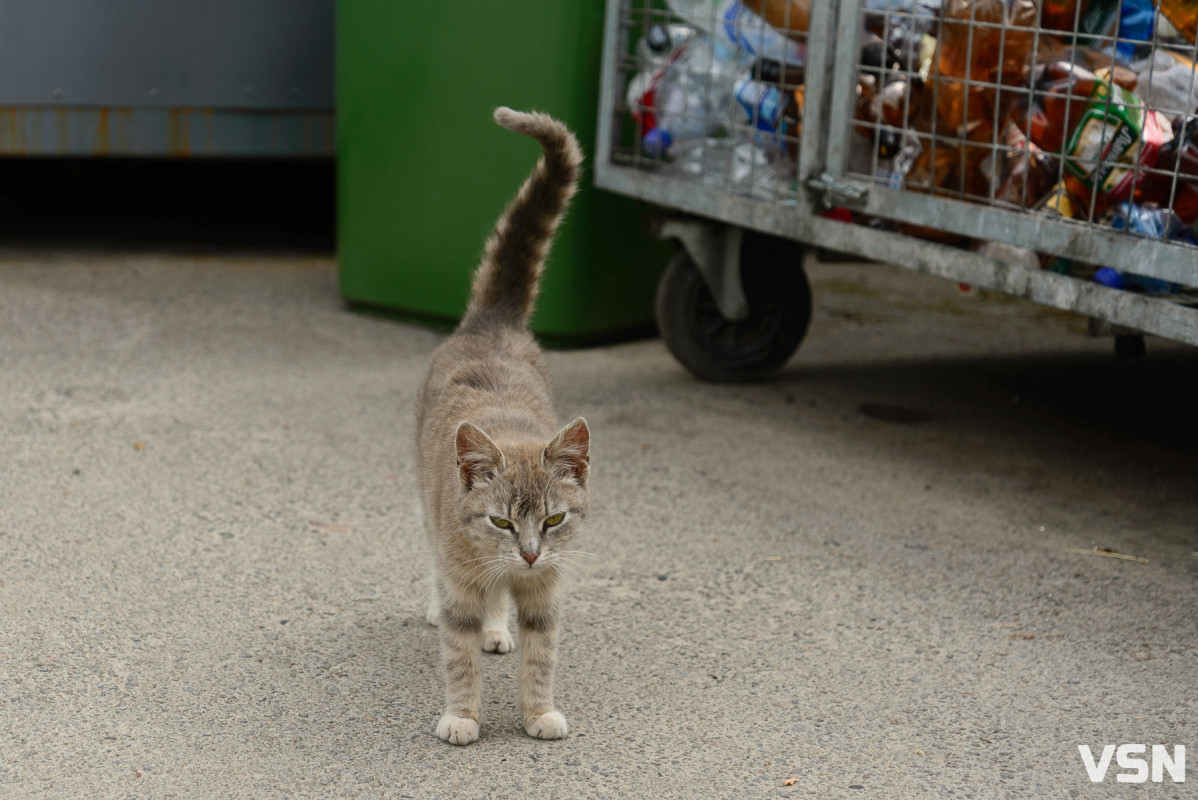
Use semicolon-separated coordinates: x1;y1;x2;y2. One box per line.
742;0;809;36
856;73;925;159
1159;0;1198;44
1041;0;1085;31
933;0;1038;140
1135;115;1198;222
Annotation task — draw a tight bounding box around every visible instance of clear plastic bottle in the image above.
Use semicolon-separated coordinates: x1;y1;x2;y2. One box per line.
732;58;806;157
625;24;702;136
668;0;806;65
628;31;742;157
666;136;789;198
638;23;701;69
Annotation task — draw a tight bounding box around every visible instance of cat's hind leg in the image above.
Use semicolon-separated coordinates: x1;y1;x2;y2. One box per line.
481;584;515;654
420;502;441;627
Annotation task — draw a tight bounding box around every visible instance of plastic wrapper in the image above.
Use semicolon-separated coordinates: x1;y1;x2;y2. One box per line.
1011;49;1168;202
1132;49;1198;120
993;123;1059;208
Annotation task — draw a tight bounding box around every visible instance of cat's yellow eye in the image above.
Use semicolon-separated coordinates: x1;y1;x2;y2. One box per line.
543;513;565;527
490;516;513;529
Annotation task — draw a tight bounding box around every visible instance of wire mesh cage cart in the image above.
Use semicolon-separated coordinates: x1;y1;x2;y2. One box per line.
595;0;1198;380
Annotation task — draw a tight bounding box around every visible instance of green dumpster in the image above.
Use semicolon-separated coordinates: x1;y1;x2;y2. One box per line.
337;1;669;344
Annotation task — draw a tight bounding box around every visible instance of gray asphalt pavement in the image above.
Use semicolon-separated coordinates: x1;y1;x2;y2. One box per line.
1;250;1195;799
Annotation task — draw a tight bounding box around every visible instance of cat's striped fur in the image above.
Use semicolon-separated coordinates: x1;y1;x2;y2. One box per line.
415;107;589;746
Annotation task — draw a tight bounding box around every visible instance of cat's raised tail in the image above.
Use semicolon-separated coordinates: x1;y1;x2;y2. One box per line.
461;107;583;331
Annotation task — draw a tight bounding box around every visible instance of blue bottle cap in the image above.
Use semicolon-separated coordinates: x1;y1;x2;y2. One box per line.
1093;267;1126;290
641;128;672;158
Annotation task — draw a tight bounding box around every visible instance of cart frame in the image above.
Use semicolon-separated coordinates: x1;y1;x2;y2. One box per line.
594;0;1198;350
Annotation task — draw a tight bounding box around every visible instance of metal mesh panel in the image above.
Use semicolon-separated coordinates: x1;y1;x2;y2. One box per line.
608;1;810;205
604;0;1198;296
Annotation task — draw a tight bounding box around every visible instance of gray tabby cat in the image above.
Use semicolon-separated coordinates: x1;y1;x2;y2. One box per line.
416;107;589;746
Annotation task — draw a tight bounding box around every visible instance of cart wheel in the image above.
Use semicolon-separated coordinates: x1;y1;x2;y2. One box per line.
1114;333;1146;359
655;232;811;382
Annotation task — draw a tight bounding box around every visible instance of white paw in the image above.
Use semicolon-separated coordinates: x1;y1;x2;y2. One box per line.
436;714;479;745
525;711;568;740
482;628;515;654
425;604;439;627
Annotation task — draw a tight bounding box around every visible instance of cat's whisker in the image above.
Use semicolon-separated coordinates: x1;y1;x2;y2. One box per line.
549;560;582;583
552;565;582;587
554;549;603;563
482;563;511;596
555;554;597;575
479;561;510;593
469;558;509;594
459;554;505;565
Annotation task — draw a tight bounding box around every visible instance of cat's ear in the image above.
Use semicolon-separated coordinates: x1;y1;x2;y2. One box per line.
456;422;505;490
543;417;590;486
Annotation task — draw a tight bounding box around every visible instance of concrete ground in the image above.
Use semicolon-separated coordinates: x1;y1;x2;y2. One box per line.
1;248;1195;799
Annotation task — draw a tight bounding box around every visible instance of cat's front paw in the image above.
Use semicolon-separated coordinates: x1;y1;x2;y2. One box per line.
482;628;515;654
524;710;568;740
436;714;480;745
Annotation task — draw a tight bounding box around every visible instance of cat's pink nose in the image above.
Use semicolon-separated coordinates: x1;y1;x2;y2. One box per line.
522;551;539;565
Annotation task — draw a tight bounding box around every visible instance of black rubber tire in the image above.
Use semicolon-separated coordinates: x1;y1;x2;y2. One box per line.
1114;334;1147;360
655;231;812;382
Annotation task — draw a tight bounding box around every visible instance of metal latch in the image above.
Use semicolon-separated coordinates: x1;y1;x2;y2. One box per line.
806;172;869;209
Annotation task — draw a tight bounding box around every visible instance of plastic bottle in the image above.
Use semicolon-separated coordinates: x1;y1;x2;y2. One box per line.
1093;203;1192;292
1159;0;1198;43
1076;0;1157;62
629;32;742;158
1041;0;1084;31
733;76;794;151
668;0;806;65
742;0;810;36
625;24;702;136
1135;114;1198;221
933;0;1039;139
666;136;790;198
856;39;926;160
730;58;804;153
639;23;701;68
